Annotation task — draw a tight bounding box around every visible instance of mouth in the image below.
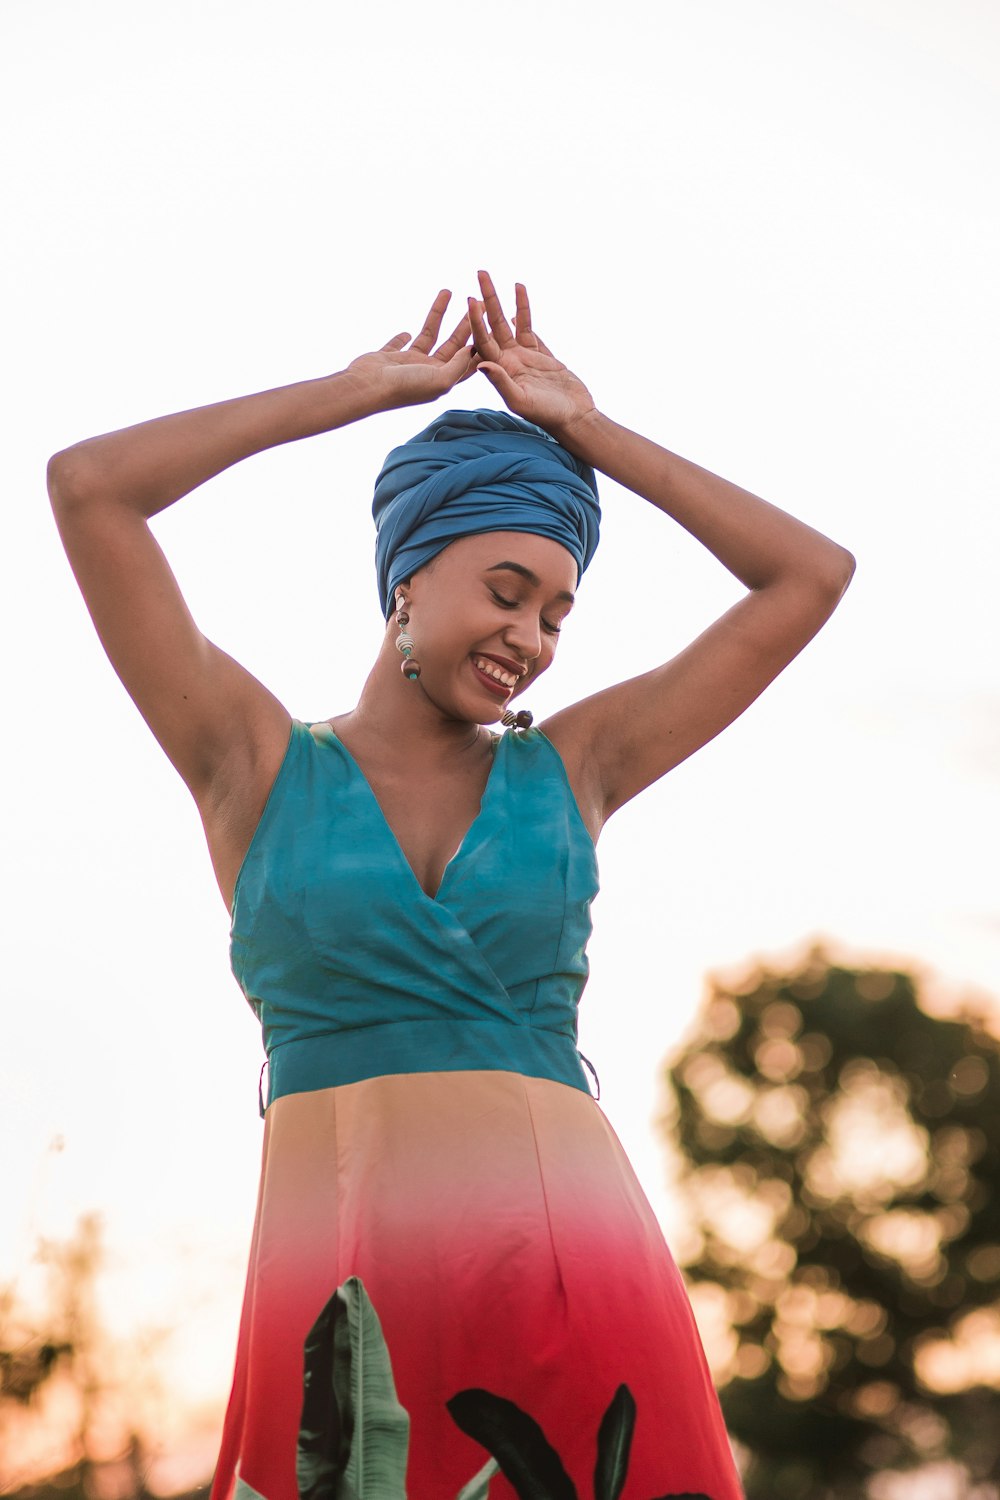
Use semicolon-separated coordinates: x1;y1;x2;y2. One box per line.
469;654;520;698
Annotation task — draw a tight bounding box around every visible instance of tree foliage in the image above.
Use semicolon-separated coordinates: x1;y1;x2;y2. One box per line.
664;945;1000;1499
1;1214;159;1499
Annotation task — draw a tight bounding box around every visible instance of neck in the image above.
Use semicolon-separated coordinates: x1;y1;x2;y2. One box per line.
335;636;488;767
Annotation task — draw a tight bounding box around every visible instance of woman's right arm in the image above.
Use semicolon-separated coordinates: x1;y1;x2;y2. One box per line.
47;290;480;804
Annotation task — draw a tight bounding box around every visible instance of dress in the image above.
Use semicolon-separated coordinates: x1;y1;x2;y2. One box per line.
214;720;743;1500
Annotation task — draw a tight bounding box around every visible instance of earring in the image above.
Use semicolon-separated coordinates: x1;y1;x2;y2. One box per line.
501;709;534;730
394;592;421;680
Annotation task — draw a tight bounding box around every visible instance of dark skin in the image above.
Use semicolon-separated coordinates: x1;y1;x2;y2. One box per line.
48;272;855;908
326;528;579;900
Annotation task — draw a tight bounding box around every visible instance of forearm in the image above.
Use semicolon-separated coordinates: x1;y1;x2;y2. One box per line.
553;409;855;593
48;368;379;518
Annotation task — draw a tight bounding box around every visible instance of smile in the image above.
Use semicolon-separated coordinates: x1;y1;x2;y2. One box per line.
471;656;518;695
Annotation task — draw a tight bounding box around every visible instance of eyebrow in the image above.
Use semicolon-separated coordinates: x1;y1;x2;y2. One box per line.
486;561;575;605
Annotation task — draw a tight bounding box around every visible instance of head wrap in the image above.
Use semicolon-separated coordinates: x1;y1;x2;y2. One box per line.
372;408;601;618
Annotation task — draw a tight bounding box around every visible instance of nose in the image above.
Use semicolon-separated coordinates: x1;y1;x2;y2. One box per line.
503;610;544;663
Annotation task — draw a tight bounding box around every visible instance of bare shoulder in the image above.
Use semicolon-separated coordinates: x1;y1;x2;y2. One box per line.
540;572;853;832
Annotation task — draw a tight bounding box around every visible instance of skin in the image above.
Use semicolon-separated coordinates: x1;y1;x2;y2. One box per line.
48;271;856;908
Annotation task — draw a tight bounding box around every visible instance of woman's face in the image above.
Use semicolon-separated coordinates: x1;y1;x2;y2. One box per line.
398;531;578;723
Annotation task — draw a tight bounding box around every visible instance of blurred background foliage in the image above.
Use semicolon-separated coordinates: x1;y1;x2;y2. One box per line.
0;1216;196;1500
665;944;1000;1500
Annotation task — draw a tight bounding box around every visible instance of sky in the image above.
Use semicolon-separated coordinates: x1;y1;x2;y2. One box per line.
2;0;999;1482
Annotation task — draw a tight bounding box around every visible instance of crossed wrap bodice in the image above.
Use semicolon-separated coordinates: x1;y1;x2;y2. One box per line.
229;720;600;1107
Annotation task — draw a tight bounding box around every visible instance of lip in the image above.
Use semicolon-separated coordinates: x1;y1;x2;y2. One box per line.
469;656;516;699
474;652;526;678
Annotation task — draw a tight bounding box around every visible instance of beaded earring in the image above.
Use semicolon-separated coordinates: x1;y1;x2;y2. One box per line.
394;592;421;680
393;590;533;722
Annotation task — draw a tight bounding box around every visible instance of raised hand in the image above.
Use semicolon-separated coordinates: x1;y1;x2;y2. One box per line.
347;290;481;410
468;271;597;436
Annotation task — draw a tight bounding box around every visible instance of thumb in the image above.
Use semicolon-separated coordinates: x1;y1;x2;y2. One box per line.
476;362;521;405
451;348;483;385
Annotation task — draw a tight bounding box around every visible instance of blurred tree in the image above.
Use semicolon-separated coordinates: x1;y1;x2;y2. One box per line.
664;944;1000;1500
0;1214;157;1499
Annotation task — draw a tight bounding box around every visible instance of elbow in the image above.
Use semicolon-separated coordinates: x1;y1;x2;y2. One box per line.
47;444;102;515
832;545;857;593
813;544;857;601
765;546;856;604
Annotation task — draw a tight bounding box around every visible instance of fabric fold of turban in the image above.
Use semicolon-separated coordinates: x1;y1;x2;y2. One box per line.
372;408;601;618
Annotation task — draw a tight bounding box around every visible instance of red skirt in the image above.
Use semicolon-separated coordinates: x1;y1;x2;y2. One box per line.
212;1071;743;1500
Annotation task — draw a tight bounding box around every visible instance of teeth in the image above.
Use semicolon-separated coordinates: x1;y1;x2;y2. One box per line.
474;657;517;688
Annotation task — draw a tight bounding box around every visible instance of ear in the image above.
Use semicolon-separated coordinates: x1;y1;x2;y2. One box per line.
389;579;412;620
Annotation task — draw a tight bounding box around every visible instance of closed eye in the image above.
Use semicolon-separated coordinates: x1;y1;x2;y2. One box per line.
490;589;561;636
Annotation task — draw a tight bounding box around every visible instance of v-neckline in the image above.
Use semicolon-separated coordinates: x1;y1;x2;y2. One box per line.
311;722;503;904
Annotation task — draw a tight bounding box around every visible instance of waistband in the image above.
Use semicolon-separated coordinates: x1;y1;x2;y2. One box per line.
262;1015;591;1112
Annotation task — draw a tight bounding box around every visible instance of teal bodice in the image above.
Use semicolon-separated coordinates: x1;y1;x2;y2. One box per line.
229;721;600;1108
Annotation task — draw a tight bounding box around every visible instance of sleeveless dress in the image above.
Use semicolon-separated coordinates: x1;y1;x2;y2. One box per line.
214;720;743;1500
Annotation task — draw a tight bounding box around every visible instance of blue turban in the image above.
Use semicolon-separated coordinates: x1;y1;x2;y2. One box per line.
372;408;601;618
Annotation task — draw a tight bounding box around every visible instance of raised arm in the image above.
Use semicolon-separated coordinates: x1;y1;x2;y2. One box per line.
468;272;856;830
47;290;481;805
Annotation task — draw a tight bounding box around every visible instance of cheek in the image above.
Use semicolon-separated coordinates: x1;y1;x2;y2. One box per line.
532;639;559;676
421;611;483;670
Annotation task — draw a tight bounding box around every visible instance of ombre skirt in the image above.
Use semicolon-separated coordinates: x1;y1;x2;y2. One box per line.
211;1070;743;1500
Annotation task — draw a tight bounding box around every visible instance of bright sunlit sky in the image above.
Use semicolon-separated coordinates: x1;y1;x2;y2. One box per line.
3;0;999;1469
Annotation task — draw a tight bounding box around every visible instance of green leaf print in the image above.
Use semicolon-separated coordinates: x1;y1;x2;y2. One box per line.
293;1285;716;1500
593;1385;636;1500
455;1455;501;1499
234;1478;270;1500
297;1276;410;1500
447;1388;577;1500
447;1382;718;1500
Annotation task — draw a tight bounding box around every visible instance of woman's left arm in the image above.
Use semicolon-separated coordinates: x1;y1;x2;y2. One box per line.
546;406;856;820
469;272;856;826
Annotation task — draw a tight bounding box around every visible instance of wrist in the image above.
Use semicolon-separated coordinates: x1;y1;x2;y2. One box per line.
324;367;391;423
549;405;607;460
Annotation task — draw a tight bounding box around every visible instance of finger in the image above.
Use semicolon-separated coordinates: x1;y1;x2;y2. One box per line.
434;310;474;362
513;282;538;348
455;353;483;385
450;347;483;385
476;360;524;409
409;289;452;354
477;269;515;348
381;332;411;351
468;295;501;361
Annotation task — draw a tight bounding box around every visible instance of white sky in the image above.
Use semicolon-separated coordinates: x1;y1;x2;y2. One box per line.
3;0;999;1467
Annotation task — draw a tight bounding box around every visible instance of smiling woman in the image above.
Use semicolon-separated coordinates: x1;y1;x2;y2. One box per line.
378;531;578;727
47;270;853;1500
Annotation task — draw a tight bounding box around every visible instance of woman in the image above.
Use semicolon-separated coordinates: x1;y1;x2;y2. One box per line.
48;271;854;1500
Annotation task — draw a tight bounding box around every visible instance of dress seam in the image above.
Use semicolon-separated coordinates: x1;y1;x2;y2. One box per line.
521;1078;568;1311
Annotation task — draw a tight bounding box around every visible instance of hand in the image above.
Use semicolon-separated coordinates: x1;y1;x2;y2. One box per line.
468;271;597;437
346;290;481;411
